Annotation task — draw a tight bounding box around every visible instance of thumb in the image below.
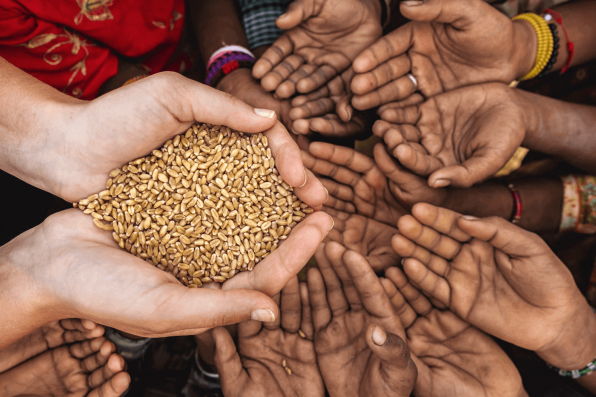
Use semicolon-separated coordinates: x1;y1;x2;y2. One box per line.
428;149;504;188
276;0;316;30
213;327;250;396
400;0;483;29
366;324;417;394
139;73;278;133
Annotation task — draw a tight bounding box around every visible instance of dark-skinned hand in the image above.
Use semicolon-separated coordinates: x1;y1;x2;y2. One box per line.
324;207;399;272
302;142;409;227
253;0;383;98
392;202;596;371
373;83;527;188
212;277;324;397
308;243;417;397
381;268;528;397
351;0;536;109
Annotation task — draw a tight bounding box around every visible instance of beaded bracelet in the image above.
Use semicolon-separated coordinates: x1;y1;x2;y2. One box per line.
537;21;559;78
507;184;522;224
545;9;575;74
205;45;256;88
547;307;596;379
512;13;554;81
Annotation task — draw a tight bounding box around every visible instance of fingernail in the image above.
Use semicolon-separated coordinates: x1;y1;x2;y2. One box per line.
323;187;329;204
254;108;276;118
298;168;308;187
462;216;478;221
401;0;424;6
401;258;406;265
432;179;451;188
251;309;276;322
328;218;335;232
372;326;388;346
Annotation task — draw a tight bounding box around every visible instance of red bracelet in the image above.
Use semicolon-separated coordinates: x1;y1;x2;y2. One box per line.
545;9;575;74
508;184;522;224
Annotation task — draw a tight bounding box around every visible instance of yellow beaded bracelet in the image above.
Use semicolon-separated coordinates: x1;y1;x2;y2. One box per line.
512;13;553;81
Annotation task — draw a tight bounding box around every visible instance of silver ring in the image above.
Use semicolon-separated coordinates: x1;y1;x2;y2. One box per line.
407;73;418;91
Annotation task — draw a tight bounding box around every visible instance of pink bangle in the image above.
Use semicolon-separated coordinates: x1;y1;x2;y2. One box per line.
508;184;522;224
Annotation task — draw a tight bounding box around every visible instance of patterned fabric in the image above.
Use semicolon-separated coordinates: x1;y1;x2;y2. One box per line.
560;175;596;234
236;0;292;50
0;0;185;99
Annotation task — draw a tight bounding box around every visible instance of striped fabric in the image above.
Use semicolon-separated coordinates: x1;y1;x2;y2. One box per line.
236;0;292;50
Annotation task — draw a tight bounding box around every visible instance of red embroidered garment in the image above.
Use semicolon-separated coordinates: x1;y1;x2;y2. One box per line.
0;0;185;99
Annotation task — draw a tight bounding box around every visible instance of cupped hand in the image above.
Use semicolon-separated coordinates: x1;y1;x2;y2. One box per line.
324;207;399;272
213;277;324;397
374;83;527;188
289;69;369;139
351;0;535;109
383;268;527;397
252;0;382;98
308;243;417;397
55;72;327;209
302;142;408;226
391;202;596;370
4;208;331;344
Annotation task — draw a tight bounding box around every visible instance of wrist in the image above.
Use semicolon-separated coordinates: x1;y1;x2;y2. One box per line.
511;19;538;80
216;67;251;93
536;300;596;370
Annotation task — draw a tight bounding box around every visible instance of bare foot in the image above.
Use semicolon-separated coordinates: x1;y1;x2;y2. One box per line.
0;319;104;373
0;337;130;396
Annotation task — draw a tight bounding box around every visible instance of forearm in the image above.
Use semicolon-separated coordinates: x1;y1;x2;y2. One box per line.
445;177;562;234
0;231;56;350
190;0;249;64
520;90;596;174
0;58;80;196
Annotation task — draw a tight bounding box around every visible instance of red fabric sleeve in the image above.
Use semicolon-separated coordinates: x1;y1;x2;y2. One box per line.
0;3;118;99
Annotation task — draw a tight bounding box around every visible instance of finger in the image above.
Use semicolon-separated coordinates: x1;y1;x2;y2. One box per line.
290;97;336;120
87;353;125;389
299;282;315;339
60;318;96;332
253;35;294;79
309;115;366;138
385;267;432;316
378;94;425;114
322;189;357;214
297;64;340;94
380;277;417;329
365;324;417;395
402;258;450;305
307;267;332;331
397;214;462;260
373;120;421;144
411;203;471;242
395;144;443;177
310;142;376;175
81;340;115;372
353;25;414;73
351;54;411;96
237;317;263;339
391;234;450;278
399;0;482;28
213;327;250;396
325;242;362;310
315;243;349;317
277;64;318;99
69;337;107;360
295;169;329;210
291;85;331;107
457;214;547;257
261;54;304;95
223;211;332;296
427;149;509;188
88;371;130;397
352;75;418;111
263;291;282;330
342;250;395;318
281;276;302;333
376;105;421;125
63;325;106;343
276;0;316;30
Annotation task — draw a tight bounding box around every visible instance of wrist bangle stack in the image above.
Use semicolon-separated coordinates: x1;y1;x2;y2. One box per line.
545;9;575;74
549;355;596;379
507;184;522;224
537;21;559;78
512;13;554;81
205;45;256;88
560;175;596;234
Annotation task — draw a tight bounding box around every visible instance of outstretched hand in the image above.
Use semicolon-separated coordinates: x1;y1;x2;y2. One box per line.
252;0;382;98
351;0;535;109
392;203;596;370
213;277;324;397
309;243;417;397
373;83;527;188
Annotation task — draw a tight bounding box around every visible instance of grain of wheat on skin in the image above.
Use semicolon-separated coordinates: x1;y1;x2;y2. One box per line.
75;123;312;287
